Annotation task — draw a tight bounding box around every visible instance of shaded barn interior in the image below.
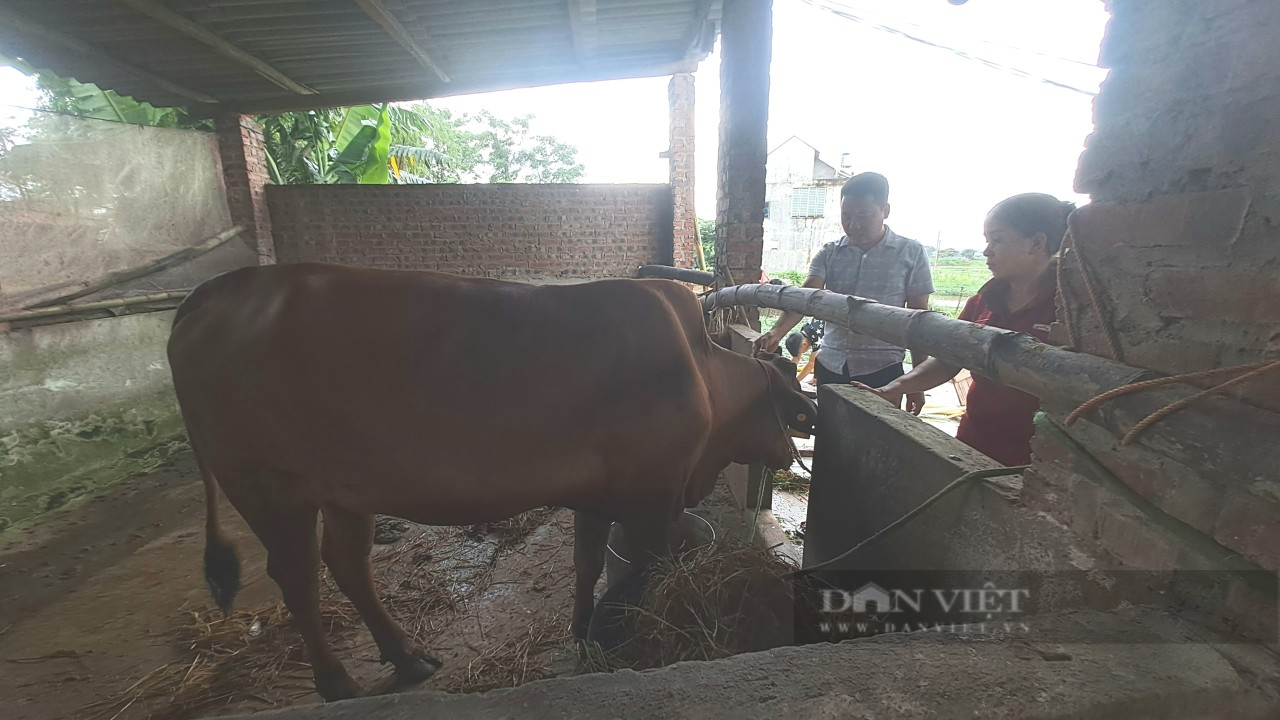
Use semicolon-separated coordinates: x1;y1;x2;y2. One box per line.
1;0;1279;718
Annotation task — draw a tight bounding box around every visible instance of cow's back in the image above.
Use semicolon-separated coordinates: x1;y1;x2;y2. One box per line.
167;264;714;522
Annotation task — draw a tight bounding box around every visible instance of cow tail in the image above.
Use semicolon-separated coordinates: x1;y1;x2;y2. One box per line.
195;441;240;616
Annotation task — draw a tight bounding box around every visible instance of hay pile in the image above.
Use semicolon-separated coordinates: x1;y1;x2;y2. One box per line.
77;600;356;720
771;469;810;495
437;612;571;694
76;509;562;720
592;538;827;671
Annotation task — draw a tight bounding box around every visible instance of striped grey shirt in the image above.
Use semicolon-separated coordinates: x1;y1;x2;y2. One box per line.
807;226;935;376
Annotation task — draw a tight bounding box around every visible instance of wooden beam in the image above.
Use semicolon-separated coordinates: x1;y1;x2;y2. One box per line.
682;0;716;56
636;264;716;286
353;0;450;83
567;0;598;63
0;6;219;105
218;56;696;113
116;0;316;96
22;226;244;310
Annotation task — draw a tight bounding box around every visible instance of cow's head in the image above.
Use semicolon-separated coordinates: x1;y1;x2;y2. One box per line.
736;351;818;470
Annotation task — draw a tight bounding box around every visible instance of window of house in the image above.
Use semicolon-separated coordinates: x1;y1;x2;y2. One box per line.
790;186;826;217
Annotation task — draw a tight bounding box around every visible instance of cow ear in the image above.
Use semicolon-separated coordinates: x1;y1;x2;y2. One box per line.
769;355;797;379
783;391;817;435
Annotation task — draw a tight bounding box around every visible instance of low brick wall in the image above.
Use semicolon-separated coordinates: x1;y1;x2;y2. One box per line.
266;184;674;280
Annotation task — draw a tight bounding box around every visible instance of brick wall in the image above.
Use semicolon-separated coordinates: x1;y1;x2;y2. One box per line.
215;113;274;264
669;73;698;270
266;184;674;279
1063;0;1280;406
715;0;772;317
1021;0;1280;613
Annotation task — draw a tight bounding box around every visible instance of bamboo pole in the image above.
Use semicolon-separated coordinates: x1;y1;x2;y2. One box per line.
0;290;190;324
22;226;242;310
701;283;1280;481
702;283;1150;409
637;264;716;286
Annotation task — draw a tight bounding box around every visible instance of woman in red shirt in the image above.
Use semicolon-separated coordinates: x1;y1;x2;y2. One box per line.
854;192;1074;466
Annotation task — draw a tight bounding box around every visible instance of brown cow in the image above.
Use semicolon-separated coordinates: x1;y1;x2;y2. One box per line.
167;262;816;701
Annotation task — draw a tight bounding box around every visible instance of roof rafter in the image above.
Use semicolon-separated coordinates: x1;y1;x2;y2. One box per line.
116;0;317;96
567;0;598;63
353;0;451;84
0;5;218;104
682;0;716;55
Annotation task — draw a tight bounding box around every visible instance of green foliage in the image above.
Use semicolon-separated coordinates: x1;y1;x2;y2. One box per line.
697;218;716;269
5;60;587;187
257;103;585;186
4;56;211;131
771;270;807;286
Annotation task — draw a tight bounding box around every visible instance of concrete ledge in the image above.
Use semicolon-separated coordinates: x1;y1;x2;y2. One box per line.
209;607;1279;720
754;509;801;567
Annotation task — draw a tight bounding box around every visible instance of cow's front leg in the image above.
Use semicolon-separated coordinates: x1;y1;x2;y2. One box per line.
572;510;613;640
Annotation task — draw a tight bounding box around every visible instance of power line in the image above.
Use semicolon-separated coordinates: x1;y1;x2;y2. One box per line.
821;0;1104;70
797;0;1101;97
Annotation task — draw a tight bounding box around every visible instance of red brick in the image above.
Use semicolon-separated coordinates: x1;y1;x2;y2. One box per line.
1097;504;1181;572
1214;494;1280;573
266;184;672;279
1071;191;1250;250
1144;269;1280;324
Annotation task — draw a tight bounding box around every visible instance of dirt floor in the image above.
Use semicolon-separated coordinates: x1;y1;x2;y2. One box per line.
0;455;751;720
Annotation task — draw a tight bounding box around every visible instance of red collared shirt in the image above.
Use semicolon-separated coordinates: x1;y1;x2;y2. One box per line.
954;268;1057;466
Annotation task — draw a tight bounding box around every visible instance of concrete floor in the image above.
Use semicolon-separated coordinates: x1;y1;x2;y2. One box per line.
210;606;1280;720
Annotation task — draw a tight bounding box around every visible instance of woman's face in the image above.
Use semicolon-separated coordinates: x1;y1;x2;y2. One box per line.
982;213;1045;281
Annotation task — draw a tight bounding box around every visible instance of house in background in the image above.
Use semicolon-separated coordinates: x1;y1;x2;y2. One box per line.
763;136;851;274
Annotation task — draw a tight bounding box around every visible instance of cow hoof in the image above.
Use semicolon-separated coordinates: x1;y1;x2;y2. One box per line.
394;654;444;684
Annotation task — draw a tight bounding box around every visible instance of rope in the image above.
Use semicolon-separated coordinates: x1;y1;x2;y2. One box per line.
1063;216;1125;362
1055;239;1078;351
1065;359;1280;446
787;465;1030;578
1119;360;1280;445
1065;361;1272;425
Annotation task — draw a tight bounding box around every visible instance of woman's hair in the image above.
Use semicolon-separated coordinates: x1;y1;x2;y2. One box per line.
784;332;806;358
988;193;1077;255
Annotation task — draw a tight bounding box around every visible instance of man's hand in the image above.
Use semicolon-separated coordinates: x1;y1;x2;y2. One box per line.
752;329;783;356
905;391;926;416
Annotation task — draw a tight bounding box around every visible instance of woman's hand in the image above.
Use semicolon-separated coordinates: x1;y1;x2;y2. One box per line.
849;382;926;417
849;381;895;405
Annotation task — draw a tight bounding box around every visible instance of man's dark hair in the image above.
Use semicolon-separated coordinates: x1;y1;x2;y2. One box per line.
840;172;890;204
784;332;805;358
988;193;1076;255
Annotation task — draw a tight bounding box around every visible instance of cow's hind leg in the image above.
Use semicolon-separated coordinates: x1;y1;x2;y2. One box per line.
572;510;613;640
320;506;442;683
248;503;360;702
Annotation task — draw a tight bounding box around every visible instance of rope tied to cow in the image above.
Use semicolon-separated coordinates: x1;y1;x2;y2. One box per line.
1065;358;1280;446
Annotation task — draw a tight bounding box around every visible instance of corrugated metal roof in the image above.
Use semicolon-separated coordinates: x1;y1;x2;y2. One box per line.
0;0;721;113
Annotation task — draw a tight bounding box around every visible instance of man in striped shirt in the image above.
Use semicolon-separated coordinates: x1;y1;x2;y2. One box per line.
754;172;934;414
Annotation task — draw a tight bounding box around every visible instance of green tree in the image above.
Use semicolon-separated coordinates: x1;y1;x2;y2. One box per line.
6;61;586;187
697;218;716;270
464;111;583;183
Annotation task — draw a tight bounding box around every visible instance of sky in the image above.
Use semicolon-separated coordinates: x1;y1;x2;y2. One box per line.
0;0;1110;252
428;0;1109;251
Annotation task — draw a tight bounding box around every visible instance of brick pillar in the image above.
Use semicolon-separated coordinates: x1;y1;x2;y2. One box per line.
715;0;772;328
668;73;698;270
216;113;275;264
